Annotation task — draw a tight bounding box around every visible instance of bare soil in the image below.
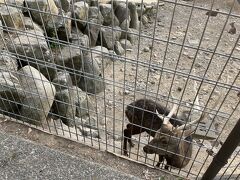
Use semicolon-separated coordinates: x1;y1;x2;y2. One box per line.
93;0;240;178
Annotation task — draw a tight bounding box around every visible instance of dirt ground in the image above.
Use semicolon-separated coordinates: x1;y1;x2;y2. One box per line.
1;0;240;179
92;0;240;178
90;0;240;178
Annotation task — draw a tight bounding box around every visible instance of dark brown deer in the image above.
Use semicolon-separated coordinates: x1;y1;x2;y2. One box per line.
123;98;185;167
143;89;224;169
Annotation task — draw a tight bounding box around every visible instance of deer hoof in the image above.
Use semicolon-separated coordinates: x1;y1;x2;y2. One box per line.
164;165;169;171
156;162;160;167
129;142;135;147
123;151;129;156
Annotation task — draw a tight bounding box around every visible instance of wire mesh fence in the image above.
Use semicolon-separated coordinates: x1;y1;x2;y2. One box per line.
0;0;240;179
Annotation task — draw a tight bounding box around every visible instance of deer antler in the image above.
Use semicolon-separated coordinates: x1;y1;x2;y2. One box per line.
156;104;178;125
177;74;228;130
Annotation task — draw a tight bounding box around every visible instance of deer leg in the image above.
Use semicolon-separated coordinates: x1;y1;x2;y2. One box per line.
123;124;143;156
165;158;171;171
156;155;164;167
123;128;130;156
164;165;169;170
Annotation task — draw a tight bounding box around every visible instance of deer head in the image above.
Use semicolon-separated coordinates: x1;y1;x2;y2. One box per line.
143;75;227;168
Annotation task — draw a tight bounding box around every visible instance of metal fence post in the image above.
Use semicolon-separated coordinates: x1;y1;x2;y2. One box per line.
201;118;240;180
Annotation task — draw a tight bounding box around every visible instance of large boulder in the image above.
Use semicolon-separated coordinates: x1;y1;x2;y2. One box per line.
84;18;100;47
51;71;76;127
46;12;72;42
72;27;89;49
23;17;44;33
54;0;70;12
18;66;56;125
120;39;132;50
114;2;130;25
128;2;139;30
25;0;59;25
0;51;24;118
99;26;121;50
119;18;130;31
54;45;83;84
74;86;92;118
121;28;139;44
91;46;111;70
84;7;104;47
0;51;18;72
7;30;56;80
88;6;104;21
114;41;124;55
8;30;48;60
2;0;24;7
78;53;105;94
73;1;89;30
0;6;24;30
99;4;119;26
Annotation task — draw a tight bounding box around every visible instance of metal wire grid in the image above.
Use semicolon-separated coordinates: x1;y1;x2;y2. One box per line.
0;0;240;179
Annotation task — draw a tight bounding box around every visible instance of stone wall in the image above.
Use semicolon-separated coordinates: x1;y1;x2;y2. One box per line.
0;0;152;137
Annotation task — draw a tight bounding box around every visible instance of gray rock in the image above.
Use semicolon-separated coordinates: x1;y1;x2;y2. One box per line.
120;19;130;31
188;38;200;46
8;30;56;80
91;46;111;70
0;51;18;71
121;28;139;44
74;87;92;118
120;39;132;50
25;0;59;25
90;0;98;6
0;51;24;118
88;6;104;21
84;18;101;47
60;0;70;12
141;15;148;25
51;71;76;127
100;26;121;49
72;0;91;4
78;53;105;94
128;2;139;30
54;45;83;84
84;7;104;47
108;50;119;61
114;41;124;55
114;2;130;24
73;1;89;30
8;30;48;60
72;27;89;49
77;116;97;130
99;4;119;26
75;116;99;138
136;3;145;18
18;66;56;125
52;71;73;91
23;17;44;33
3;0;24;7
78;125;100;138
46;12;72;42
143;47;150;52
0;6;24;30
